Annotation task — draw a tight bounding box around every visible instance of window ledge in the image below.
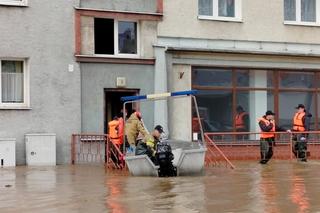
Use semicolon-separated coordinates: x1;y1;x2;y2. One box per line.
198;15;243;23
0;105;31;110
284;21;320;27
0;1;28;7
75;55;155;65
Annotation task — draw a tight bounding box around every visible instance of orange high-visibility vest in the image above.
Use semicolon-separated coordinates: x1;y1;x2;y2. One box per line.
293;112;305;132
108;120;121;145
235;112;248;130
259;117;275;139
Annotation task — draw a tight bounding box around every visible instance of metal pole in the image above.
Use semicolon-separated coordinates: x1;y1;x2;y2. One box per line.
123;102;127;155
192;95;205;146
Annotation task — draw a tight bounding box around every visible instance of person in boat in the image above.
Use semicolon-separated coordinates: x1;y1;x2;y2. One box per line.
135;125;164;164
125;111;149;154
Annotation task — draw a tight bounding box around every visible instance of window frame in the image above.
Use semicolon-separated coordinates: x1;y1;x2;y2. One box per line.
284;0;320;26
0;0;28;6
0;59;30;109
198;0;242;22
94;19;140;58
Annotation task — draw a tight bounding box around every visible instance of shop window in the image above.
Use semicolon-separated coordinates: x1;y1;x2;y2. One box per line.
195;90;233;132
236;91;274;133
279;72;315;89
193;68;232;87
236;70;274;88
279;92;316;130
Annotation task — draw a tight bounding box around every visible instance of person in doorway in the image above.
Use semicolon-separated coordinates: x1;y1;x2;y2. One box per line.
108;116;121;146
258;110;290;164
108;116;124;167
136;125;164;164
235;106;249;140
125;111;149;154
292;104;312;162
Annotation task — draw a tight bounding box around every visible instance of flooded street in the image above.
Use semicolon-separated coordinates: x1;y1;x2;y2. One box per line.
1;161;320;213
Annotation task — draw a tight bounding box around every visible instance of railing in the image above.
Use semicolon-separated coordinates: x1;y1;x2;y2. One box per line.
71;134;125;169
205;131;320;161
204;134;235;169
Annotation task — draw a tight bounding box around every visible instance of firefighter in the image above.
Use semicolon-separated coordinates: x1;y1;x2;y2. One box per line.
125;111;149;154
258;110;290;164
292;104;312;162
235;106;249;139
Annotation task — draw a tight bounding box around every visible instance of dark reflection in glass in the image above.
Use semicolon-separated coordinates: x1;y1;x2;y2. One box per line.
195;90;233;132
279;72;314;88
118;21;137;54
193;68;232;87
279;92;316;130
236;70;273;88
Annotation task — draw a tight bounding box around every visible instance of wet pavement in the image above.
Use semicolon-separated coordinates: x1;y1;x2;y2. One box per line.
1;161;320;213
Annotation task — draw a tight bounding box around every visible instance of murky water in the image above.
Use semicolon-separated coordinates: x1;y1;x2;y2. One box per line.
1;161;320;213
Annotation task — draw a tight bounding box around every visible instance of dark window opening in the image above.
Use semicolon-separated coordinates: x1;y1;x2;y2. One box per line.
94;18;114;54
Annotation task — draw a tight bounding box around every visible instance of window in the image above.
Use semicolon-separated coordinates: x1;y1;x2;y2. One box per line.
284;0;319;25
0;0;27;6
193;68;232;87
0;60;29;108
94;18;138;56
192;68;320;132
198;0;242;22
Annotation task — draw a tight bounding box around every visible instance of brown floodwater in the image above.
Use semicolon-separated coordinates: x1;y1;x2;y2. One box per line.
1;161;320;213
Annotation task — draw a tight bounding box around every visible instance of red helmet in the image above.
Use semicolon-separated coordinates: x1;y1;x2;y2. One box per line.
135;111;142;119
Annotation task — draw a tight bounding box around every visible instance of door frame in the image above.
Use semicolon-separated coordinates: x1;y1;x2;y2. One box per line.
104;88;140;133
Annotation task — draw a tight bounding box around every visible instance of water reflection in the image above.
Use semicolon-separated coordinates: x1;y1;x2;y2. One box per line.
0;162;319;212
290;164;310;213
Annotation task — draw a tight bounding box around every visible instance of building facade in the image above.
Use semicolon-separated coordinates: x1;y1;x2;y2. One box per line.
1;0;320;164
0;0;81;164
155;0;320;141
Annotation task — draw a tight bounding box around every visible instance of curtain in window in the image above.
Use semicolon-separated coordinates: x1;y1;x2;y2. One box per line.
284;0;296;21
199;0;213;16
218;0;235;17
1;61;24;103
301;0;316;22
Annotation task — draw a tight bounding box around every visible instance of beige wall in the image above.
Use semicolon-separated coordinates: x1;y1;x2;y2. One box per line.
168;64;192;141
159;0;320;44
80;16;157;58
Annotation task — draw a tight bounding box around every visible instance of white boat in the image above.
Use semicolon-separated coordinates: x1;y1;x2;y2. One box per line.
121;90;207;177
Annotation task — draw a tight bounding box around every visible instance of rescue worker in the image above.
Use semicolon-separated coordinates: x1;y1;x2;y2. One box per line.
258;110;290;164
108;116;124;167
108;116;121;146
136;125;164;164
125;111;149;154
235;106;249;139
292;104;312;162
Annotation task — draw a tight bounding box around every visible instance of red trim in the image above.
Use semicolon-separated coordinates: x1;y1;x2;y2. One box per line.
75;55;155;65
75;12;81;55
76;8;162;21
157;0;163;13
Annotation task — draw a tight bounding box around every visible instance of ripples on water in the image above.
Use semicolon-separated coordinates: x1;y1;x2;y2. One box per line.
1;161;320;212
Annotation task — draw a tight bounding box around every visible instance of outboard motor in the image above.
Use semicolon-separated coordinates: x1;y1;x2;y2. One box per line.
295;135;308;162
156;141;177;177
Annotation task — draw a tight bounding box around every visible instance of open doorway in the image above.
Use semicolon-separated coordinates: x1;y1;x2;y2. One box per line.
104;89;139;133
